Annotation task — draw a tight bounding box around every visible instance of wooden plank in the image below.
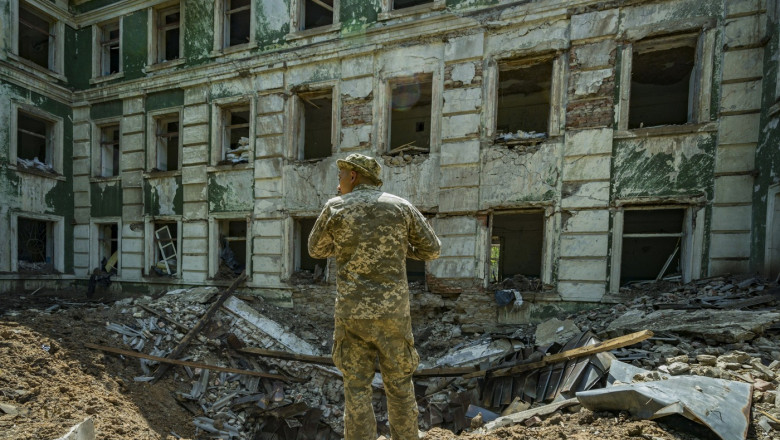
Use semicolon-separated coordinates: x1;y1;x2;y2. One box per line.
484;397;579;430
463;330;654;379
85;342;301;382
150;272;247;383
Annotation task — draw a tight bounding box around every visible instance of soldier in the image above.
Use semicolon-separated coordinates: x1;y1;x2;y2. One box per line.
309;153;441;440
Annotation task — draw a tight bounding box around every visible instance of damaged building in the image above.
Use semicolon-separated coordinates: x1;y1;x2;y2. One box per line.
0;0;779;323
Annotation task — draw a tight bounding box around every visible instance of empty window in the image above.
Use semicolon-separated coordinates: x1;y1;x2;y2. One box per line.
155;5;180;63
97;223;119;273
17;110;54;172
98;124;120;177
18;3;54;69
153;115;180;171
216;220;247;279
152;222;179;276
496;60;553;141
629;38;696;129
17;218;55;273
620;209;685;283
99;20;120;76
393;0;433;9
224;0;251;47
220;106;250;164
389;77;432;155
296;91;333;160
302;0;333;30
491;212;544;282
296;218;326;274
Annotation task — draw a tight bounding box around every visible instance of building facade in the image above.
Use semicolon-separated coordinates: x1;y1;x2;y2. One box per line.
1;0;778;320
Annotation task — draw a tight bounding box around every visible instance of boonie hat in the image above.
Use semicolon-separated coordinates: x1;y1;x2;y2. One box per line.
337;153;383;186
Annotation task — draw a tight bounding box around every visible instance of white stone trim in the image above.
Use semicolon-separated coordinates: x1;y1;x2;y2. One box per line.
10;212;65;273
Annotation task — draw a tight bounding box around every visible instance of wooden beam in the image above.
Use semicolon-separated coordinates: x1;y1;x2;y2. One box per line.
86;343;301;382
150;272;247;383
463;330;654;379
311;0;333;12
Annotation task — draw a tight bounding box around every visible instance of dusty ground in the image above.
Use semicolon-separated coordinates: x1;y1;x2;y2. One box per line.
0;279;777;440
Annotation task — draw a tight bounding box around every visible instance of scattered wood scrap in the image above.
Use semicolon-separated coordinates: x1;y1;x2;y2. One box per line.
484;398;579;430
85;342;301;382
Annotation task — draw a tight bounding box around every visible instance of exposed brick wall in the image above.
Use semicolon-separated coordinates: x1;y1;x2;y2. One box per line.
341;98;373;127
443;61;483;89
566;98;614;129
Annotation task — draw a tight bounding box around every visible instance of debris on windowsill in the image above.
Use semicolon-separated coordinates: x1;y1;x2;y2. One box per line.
17;260;56;274
383;142;430;166
222;136;250;165
16;157;56;174
494;130;547;146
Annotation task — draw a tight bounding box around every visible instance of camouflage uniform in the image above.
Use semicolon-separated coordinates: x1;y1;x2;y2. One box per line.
309;156;440;440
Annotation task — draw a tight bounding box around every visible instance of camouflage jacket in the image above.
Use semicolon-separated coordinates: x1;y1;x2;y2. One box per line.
308;184;441;319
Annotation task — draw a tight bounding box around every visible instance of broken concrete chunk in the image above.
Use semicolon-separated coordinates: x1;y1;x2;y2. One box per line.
607;310;780;343
54;418;95;440
535;318;580;347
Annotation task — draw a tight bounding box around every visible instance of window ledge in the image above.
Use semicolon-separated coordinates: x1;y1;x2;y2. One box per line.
90;175;122;183
144;58;187;74
90;71;125;85
378;0;446;21
207;162;253;173
614;121;718;139
144;170;182;179
286;23;342;41
10;164;66;181
209;42;258;58
6;53;66;82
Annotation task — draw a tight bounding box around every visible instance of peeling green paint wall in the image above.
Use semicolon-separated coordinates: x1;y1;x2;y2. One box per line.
146;89;184;111
612;134;716;199
70;0;123;14
144;177;183;216
64;26;92;90
257;0;290;50
90;181;123;217
122;9;148;81
340;0;379;34
183;0;214;66
90;100;123;119
208;171;254;212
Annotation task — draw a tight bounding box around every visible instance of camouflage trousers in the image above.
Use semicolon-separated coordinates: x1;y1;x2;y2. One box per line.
333;316;420;440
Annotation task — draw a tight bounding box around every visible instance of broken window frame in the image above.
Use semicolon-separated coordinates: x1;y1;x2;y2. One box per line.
290;0;340;34
290;216;328;277
385;74;435;156
378;0;445;19
14;1;62;73
10;101;63;175
213;0;256;52
289;87;337;161
97;122;121;178
92;18;122;80
11;212;64;273
487;52;566;145
92;118;122;180
208;215;252;280
378;72;441;156
90;219;122;277
144;217;182;278
146;110;182;172
210;96;255;166
609;205;705;295
147;2;184;67
616;29;715;133
488;209;551;285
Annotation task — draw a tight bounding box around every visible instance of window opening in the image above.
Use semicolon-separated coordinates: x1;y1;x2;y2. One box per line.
157;5;180;62
629;41;695;129
491;212;544;289
97;223;119;273
17;218;54;273
295;218;326;280
299;91;333;160
221;107;250;164
152;222;178;276
620;208;685;284
17;111;54;173
225;0;251;47
303;0;333;29
99;124;120;177
100;21;120;75
155;116;179;171
389;77;432;156
393;0;433;9
18;4;53;69
216;220;247;279
496;60;552;145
